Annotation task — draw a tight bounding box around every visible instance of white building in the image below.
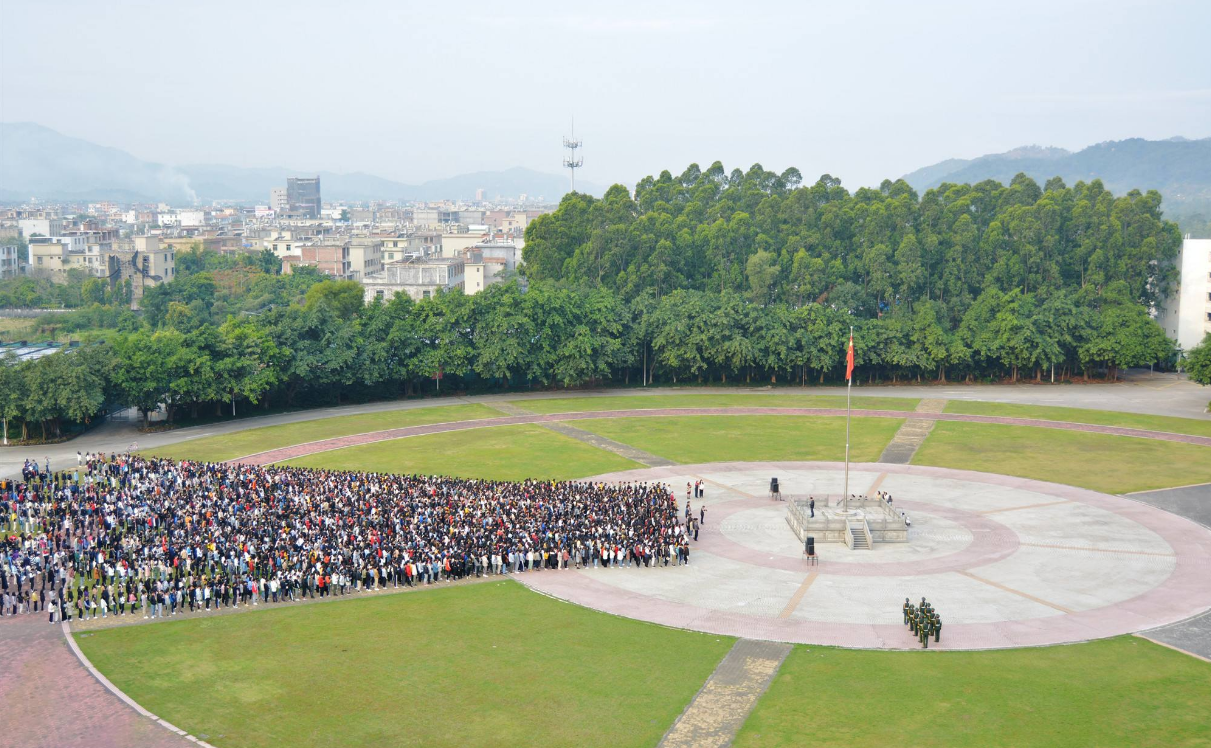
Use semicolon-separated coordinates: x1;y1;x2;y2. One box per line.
362;257;465;303
1157;236;1211;353
0;245;21;279
18;217;64;238
270;188;289;212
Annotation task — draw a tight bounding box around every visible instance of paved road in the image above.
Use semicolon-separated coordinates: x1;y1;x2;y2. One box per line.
2;370;1207;479
1128;482;1211;661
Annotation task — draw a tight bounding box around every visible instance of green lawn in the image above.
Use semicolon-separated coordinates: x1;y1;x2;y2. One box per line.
283;423;640;480
913;421;1211;493
945;400;1211;438
511;393;920;414
144;403;499;463
734;637;1211;748
575;415;902;464
77;582;733;748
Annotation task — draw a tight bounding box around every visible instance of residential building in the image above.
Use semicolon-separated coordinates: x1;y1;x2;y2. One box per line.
348;238;384;281
270;187;289;213
411;207;440;227
132;236;176;282
471;240;520;271
262;228;320;258
361;257;465;303
1157;235;1211;353
287;177;322;218
27;238;82;276
18;217;64;238
463;248;509;294
440;231;485;258
0;244;21;279
291;241;350;278
379;232;441;262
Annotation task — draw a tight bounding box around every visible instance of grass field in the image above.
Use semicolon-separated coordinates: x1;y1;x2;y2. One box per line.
77;582;733;748
734;637;1211;748
913;421;1211;493
576;415;902;464
512;393;920;414
282;423;641;480
0;316;38;341
945;400;1211;438
144;403;499;463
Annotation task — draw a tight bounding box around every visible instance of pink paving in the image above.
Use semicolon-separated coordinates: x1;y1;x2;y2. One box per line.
224;407;1211;466
0;615;192;748
516;462;1211;651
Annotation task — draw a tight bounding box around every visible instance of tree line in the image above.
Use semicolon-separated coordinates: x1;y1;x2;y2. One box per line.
524;165;1181;321
2;276;1193;442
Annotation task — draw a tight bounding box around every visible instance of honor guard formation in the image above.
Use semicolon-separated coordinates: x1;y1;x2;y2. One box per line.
903;597;942;648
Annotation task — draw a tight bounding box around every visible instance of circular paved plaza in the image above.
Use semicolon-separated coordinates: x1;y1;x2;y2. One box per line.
518;461;1211;650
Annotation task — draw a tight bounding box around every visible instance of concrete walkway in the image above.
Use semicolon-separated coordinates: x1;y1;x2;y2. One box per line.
878;398;947;464
659;639;792;748
485;402;678;467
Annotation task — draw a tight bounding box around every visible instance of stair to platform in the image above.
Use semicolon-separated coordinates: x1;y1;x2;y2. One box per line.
849;522;870;550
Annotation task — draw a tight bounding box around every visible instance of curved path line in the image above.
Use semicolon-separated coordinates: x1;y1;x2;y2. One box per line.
225;407;1211;465
60;622;214;747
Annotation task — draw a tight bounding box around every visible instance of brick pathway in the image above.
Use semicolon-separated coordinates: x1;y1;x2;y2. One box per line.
659;639;792;748
0;614;192;748
226;406;1211;466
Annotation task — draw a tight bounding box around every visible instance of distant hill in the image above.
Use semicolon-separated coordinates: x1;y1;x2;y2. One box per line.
902;137;1211;234
0;122;602;204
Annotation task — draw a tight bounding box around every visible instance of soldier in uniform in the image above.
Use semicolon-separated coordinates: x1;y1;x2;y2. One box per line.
934;613;942;643
903;598;911;625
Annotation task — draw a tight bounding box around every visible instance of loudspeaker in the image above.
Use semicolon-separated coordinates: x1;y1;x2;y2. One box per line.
806;537;815;556
770;477;780;493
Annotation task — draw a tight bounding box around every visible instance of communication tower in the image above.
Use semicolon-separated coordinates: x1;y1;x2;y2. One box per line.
562;118;583;192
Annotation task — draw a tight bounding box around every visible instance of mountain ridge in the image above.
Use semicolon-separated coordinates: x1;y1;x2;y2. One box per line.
901;136;1211;214
0;122;604;204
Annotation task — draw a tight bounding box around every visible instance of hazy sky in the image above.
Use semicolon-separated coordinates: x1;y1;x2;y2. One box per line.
3;0;1209;189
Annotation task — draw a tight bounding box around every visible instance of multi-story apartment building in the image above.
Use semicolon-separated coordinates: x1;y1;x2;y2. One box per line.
270;187;289;213
292;241;350;279
0;244;21;279
18;217;65;238
347;238;384;281
379;232;441;262
287;177;322;218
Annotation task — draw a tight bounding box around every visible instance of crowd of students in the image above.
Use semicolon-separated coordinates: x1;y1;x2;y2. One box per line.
1;453;692;624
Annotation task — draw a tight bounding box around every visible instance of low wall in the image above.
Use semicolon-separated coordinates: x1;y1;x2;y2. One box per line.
0;308;72;318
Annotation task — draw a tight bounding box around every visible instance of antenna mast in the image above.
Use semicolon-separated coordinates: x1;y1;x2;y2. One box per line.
562;117;583;192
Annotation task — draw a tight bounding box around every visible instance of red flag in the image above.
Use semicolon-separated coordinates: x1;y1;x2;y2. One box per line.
845;332;855;381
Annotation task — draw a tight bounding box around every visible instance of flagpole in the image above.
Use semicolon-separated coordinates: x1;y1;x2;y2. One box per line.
843;326;852;513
